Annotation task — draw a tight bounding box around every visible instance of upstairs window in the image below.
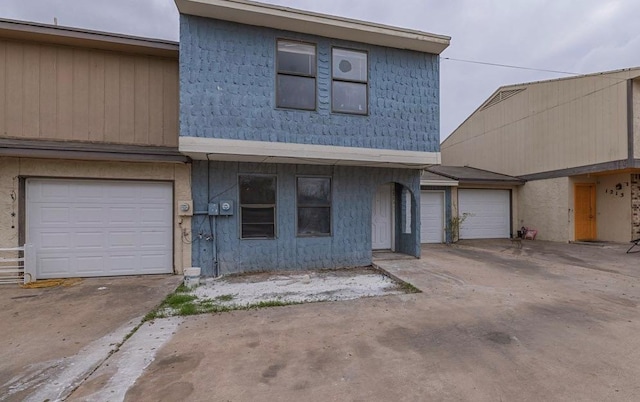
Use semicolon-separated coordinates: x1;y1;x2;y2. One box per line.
332;48;368;115
239;175;276;239
276;40;316;110
297;177;331;236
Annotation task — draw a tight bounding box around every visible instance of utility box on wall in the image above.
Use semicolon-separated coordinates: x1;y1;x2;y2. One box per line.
208;203;219;216
219;200;234;216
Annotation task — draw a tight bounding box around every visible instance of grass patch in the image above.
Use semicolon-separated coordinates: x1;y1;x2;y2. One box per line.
243;300;302;309
178;302;199;316
165;293;197;308
398;281;421;294
174;283;191;293
142;310;163;322
214;294;235;302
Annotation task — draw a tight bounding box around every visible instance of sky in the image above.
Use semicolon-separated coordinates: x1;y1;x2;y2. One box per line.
4;0;640;141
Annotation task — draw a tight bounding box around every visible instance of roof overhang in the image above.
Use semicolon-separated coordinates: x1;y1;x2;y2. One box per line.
426;166;525;186
0;138;187;163
180;137;440;168
456;180;524;186
175;0;450;54
0;18;178;58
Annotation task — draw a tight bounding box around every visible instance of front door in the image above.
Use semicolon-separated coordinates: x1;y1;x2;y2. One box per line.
575;183;596;241
372;184;392;250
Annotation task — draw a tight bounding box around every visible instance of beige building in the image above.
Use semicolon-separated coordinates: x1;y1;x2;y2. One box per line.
442;68;640;243
0;19;191;279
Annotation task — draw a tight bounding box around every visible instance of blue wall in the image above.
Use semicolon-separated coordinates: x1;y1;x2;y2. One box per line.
179;15;441;152
192;161;421;275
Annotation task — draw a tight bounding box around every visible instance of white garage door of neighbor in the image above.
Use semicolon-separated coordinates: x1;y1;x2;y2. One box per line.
458;189;510;239
420;191;444;243
27;179;173;279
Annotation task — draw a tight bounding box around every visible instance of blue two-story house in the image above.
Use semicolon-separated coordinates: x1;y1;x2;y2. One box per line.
175;0;450;276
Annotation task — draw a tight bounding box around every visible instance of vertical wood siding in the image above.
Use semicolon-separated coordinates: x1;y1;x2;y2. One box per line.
0;39;178;147
442;71;637;176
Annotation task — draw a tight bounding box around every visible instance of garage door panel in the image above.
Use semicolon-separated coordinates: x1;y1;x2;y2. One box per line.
75;207;105;224
39;207;70;224
108;185;137;200
420;191;445;243
141;207;169;224
140;231;170;248
459;189;510;239
109;231;137;248
75;232;104;249
73;183;106;200
39;257;71;276
39;231;72;250
27;179;173;279
140;253;171;271
39;182;70;200
139;185;172;202
76;256;106;274
107;255;138;272
109;207;138;224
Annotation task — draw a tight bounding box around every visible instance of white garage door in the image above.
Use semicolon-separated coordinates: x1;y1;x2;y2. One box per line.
27;179;173;279
458;189;510;239
420;191;444;243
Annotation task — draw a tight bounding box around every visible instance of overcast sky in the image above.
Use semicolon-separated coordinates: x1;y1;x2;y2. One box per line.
4;0;640;140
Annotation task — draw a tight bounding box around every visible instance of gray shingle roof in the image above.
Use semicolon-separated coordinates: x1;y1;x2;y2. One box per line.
426;166;524;185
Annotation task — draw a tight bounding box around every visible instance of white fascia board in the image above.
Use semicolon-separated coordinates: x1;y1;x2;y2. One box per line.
180;137;440;168
175;0;450;54
420;180;458;187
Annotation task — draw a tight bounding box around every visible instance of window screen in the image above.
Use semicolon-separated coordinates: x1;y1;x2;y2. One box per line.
239;175;276;239
277;40;316;110
297;177;331;236
332;48;368;115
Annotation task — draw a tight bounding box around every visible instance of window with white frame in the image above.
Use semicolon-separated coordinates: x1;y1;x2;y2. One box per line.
276;40;316;110
332;48;368;114
403;188;412;234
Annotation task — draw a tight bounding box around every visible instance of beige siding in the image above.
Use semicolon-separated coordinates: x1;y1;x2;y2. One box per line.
0;157;191;273
517;177;570;242
0;39;178;147
595;173;632;242
442;71;638;176
634;79;640;159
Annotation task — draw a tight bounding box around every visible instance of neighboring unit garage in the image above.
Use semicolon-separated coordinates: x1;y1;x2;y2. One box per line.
420;191;445;243
425;166;524;240
458;189;510;239
0;157;192;280
27;179;173;279
420;171;457;244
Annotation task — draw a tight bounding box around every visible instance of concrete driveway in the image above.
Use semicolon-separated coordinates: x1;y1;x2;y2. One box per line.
68;240;640;401
0;275;181;402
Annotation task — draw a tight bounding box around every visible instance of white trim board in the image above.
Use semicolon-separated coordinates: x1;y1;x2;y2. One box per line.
180;137;441;168
175;0;450;55
421;179;458;187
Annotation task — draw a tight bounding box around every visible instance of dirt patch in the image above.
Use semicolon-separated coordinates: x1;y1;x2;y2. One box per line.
151;266;417;318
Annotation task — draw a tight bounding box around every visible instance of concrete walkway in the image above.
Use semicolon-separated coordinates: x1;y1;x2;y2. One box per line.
0;275;181;402
70;240;640;401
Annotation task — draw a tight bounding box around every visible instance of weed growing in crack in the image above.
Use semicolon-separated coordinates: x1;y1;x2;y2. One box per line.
214;294;235;302
165;293;197;308
398;281;421;294
243;300;301;309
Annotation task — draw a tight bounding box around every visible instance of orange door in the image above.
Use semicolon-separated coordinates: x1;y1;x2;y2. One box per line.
574;184;596;241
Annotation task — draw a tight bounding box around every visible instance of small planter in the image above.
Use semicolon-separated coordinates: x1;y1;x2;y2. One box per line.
183;267;201;289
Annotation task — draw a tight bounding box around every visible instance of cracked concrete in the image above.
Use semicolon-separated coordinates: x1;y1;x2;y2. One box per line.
4;240;640;401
